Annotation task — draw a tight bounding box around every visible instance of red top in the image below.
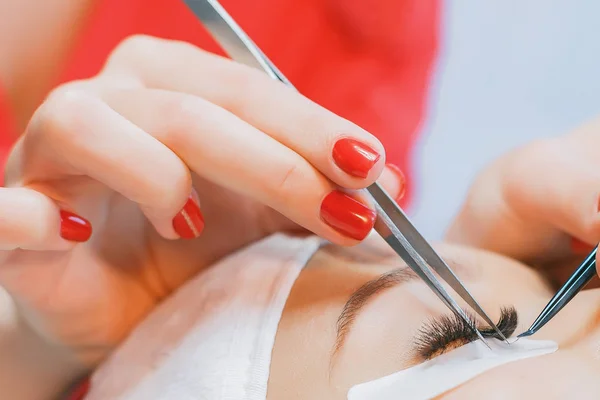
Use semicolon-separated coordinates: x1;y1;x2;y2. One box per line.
0;0;439;206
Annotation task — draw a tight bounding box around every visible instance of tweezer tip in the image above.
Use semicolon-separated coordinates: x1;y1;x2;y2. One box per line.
516;330;534;339
480;338;492;350
487;322;509;344
473;329;492;350
495;328;510;344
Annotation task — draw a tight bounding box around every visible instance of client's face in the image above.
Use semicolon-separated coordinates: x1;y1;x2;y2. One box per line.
267;237;600;399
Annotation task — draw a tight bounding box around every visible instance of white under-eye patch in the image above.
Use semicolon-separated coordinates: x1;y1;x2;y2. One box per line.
348;339;558;400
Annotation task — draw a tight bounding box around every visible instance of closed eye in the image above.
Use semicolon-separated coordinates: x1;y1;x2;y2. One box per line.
414;306;519;361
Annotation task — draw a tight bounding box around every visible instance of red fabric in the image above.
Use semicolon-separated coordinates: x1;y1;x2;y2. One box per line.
0;0;440;207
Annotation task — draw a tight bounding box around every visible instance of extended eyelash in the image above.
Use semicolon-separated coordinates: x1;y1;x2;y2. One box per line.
414;306;518;360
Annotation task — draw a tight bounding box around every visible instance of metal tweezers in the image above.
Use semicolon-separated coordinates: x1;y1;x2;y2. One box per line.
183;0;507;346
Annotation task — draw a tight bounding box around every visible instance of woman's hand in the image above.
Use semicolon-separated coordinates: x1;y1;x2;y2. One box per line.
447;117;600;282
0;35;404;375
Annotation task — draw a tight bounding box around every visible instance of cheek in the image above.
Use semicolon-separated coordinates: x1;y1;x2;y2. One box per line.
440;351;600;399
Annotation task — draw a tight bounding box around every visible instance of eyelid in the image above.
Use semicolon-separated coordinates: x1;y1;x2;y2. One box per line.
333;267;418;357
329;260;482;370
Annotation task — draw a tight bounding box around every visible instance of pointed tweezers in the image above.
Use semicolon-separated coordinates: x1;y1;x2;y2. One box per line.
183;0;506;346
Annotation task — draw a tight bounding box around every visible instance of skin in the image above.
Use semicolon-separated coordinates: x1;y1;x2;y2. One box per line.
268;237;600;399
447;121;600;269
0;5;402;398
2;1;600;398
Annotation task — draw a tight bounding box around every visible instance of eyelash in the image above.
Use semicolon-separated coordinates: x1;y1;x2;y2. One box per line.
414;306;518;360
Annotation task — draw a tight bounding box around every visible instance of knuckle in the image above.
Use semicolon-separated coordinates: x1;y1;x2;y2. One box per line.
217;64;269;108
107;35;204;71
30;88;93;143
160;95;211;145
169;38;206;55
506;138;561;178
227;64;264;88
110;34;158;62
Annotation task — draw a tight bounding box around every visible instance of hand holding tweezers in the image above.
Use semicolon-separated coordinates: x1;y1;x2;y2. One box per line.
518;246;597;338
183;0;507;345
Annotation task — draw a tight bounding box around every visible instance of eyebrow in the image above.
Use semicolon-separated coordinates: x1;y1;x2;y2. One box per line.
331;259;470;363
331;267;418;359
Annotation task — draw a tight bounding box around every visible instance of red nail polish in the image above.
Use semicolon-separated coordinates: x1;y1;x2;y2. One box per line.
60;210;92;242
386;163;406;203
332;138;380;178
172;193;205;239
570;237;595;254
320;191;376;240
67;377;90;400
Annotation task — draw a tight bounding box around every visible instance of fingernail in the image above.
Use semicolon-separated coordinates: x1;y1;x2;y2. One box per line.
570;237;595;254
60;210;92;242
332;138;380;178
386;163;406;203
172;192;204;239
320;191;376;240
67;377;90;400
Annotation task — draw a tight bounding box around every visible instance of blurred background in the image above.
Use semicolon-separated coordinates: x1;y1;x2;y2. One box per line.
411;1;600;239
3;0;600;241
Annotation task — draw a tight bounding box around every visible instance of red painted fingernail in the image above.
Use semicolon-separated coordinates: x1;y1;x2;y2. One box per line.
60;210;92;242
172;192;204;239
386;163;406;203
570;237;595;254
320;191;376;240
67;377;90;400
332;138;380;178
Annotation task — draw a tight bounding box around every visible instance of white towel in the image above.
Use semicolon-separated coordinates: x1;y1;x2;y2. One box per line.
86;233;322;400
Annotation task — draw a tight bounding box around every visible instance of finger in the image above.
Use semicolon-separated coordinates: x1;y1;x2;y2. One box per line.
22;89;196;240
448;137;600;263
570;237;596;255
0;187;87;252
378;163;406;204
103;35;388;189
502;138;600;246
101;88;376;244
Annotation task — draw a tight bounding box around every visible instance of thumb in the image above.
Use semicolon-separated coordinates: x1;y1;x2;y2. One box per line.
377;163;406;204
